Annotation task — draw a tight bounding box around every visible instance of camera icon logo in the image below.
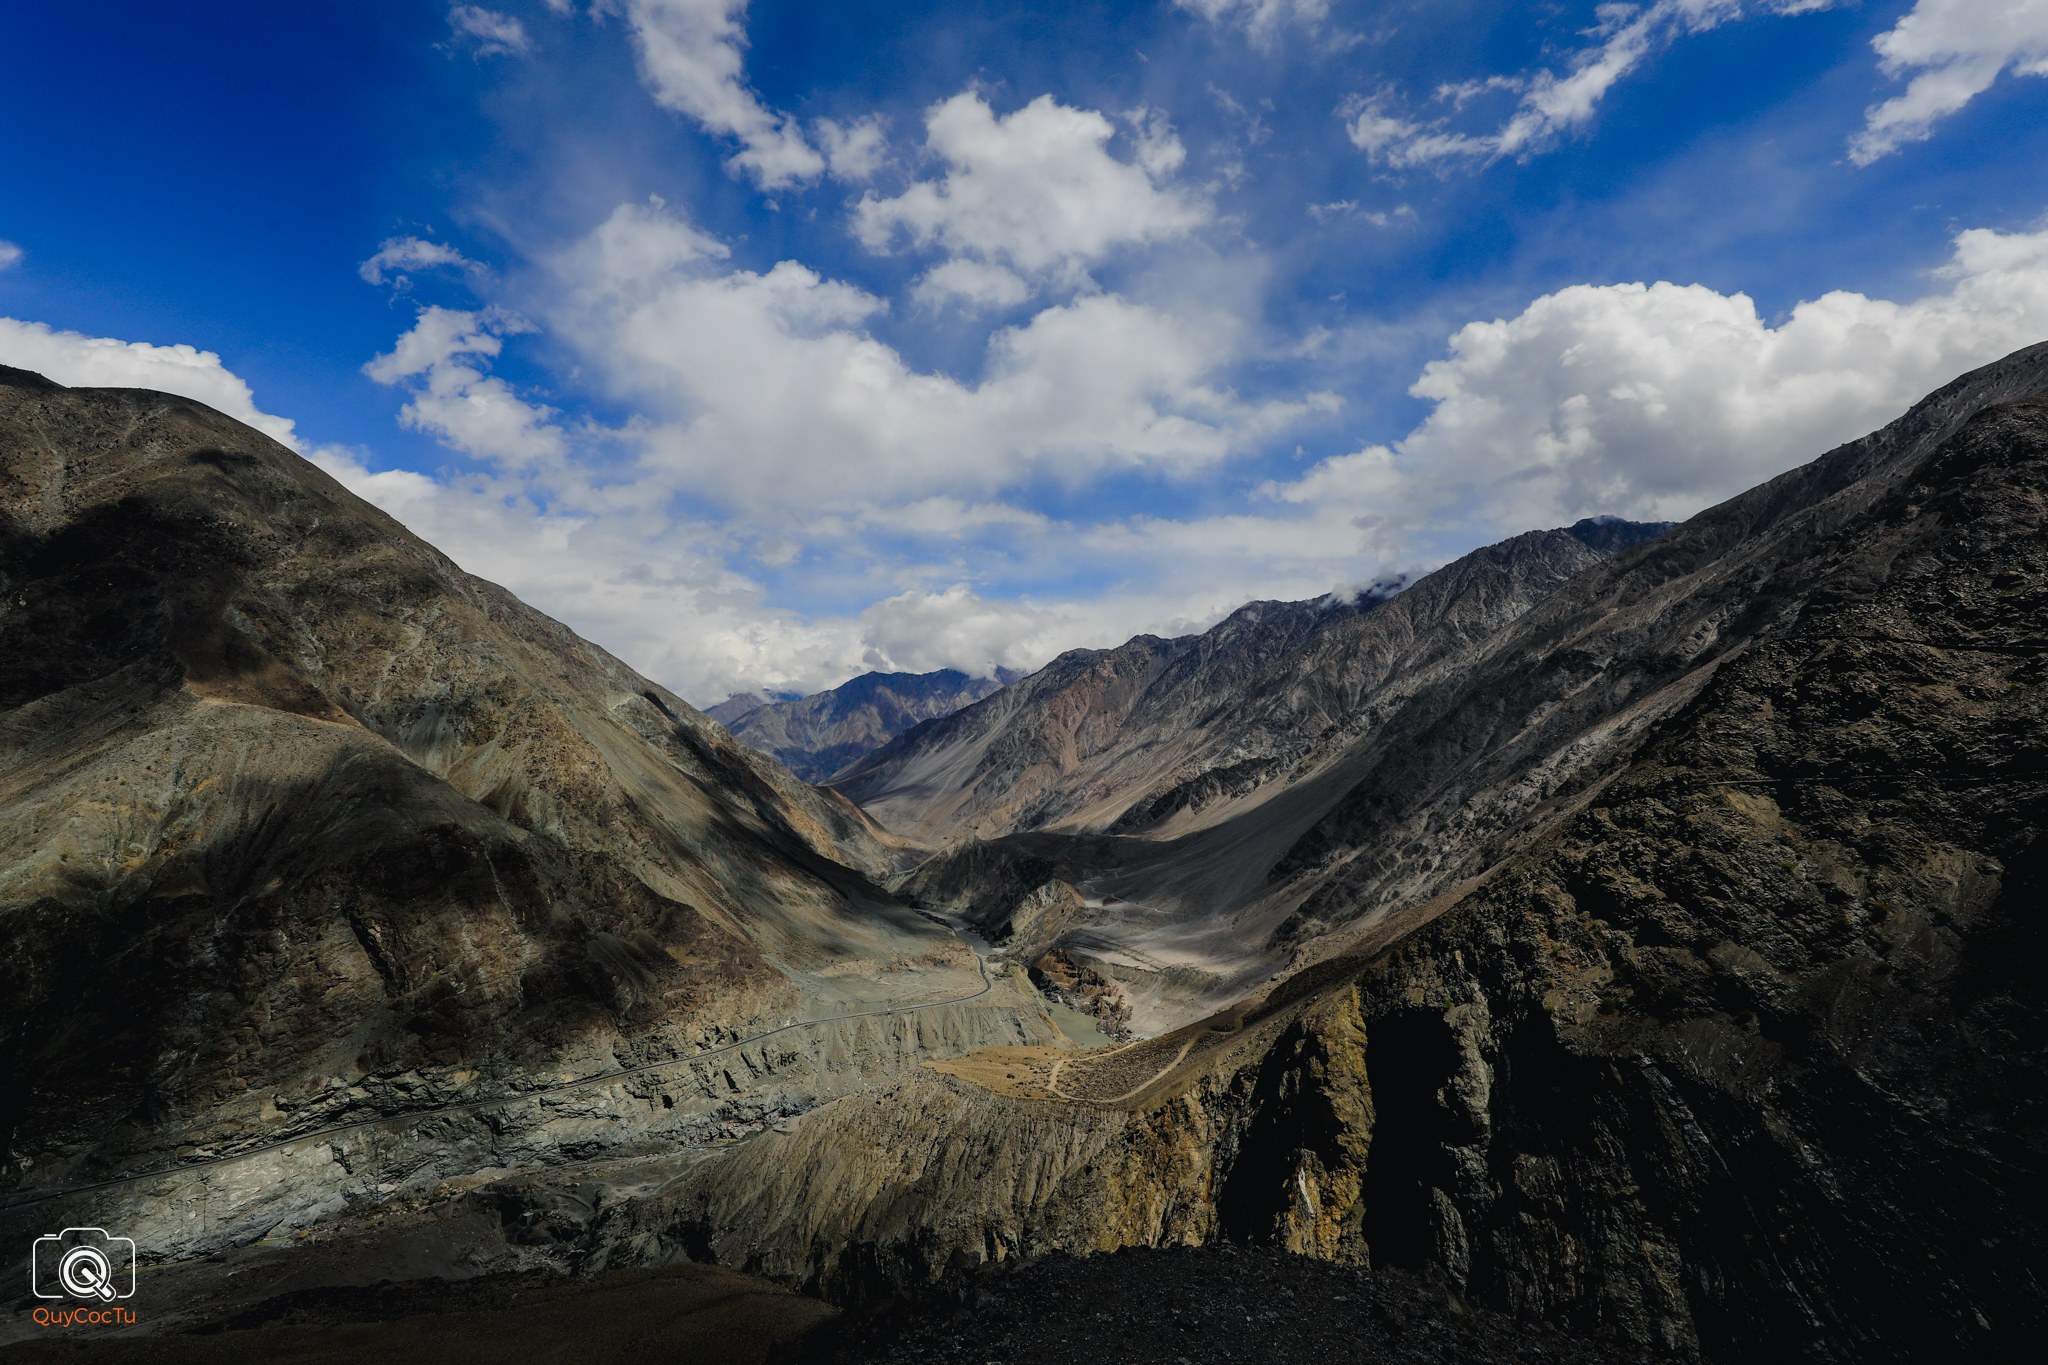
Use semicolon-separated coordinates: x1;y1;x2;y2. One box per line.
30;1228;136;1301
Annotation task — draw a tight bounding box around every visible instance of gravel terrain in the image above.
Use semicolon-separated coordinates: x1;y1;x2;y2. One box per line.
831;1245;1658;1365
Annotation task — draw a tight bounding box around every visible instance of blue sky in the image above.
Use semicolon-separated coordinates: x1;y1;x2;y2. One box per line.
5;1;2047;703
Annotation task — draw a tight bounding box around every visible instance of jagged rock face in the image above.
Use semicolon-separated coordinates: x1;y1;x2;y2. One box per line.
1253;343;2048;971
561;371;2045;1362
715;669;1013;783
0;369;994;1202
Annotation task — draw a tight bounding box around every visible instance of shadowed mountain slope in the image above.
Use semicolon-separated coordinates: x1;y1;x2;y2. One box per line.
713;668;1016;782
0;366;1053;1228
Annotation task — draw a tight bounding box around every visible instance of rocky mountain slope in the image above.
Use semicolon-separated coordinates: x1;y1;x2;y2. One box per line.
0;366;1059;1256
3;346;2043;1365
849;351;2048;1046
456;343;2045;1361
837;519;1665;1034
833;519;1668;848
711;668;1016;782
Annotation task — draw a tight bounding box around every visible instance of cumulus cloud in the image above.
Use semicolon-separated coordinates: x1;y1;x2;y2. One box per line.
549;198;1299;511
0;240;22;271
1346;1;1831;168
857;584;1066;677
358;236;484;287
0;317;300;447
853;93;1208;286
1266;219;2048;559
363;306;567;464
618;0;824;188
816;114;888;182
1849;0;2048;165
910;259;1031;311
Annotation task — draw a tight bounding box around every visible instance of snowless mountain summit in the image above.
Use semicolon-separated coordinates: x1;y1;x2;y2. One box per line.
711;667;1020;783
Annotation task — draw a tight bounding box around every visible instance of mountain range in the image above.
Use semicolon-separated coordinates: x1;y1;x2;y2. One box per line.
709;668;1018;783
3;345;2044;1362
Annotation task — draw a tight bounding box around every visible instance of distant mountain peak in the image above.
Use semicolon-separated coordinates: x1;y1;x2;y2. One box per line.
714;667;1017;782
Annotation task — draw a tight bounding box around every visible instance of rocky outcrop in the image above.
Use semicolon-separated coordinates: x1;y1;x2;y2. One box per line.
713;669;1016;782
1028;948;1133;1041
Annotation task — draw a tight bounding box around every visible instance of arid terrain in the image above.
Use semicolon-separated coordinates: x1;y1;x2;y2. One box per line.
5;344;2046;1362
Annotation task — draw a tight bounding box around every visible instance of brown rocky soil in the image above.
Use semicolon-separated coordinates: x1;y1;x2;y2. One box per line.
0;1264;836;1364
828;1245;1656;1364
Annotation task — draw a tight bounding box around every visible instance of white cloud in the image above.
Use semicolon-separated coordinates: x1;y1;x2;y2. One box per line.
817;114;888;182
449;6;532;57
1269;219;2048;556
0;317;300;447
618;0;824;188
358;236;484;287
1346;2;1832;168
363;306;567;464
0;240;22;271
857;584;1065;677
853;93;1209;283
910;259;1031;310
550;199;1297;511
1850;0;2048;164
557;196;729;289
1176;0;1331;47
1307;199;1412;226
853;497;1049;537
